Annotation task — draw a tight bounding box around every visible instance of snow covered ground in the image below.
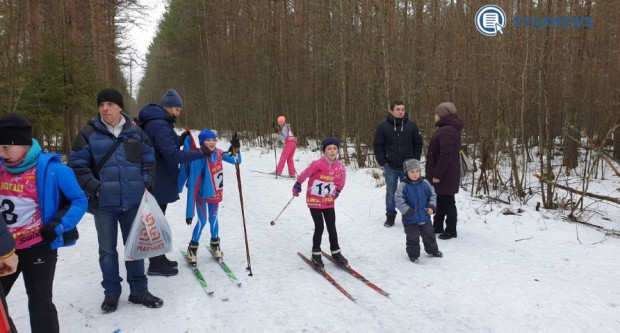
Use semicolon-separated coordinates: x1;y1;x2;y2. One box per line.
6;134;620;332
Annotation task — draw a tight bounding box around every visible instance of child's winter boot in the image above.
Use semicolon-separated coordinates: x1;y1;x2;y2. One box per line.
311;252;324;269
210;237;223;258
187;241;199;266
331;250;348;267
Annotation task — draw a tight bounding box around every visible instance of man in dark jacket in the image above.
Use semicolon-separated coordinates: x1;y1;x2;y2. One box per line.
425;102;464;240
373;101;424;227
70;88;163;313
138;89;205;276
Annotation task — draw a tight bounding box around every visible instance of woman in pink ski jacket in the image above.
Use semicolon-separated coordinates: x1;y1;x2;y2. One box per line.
292;137;347;269
273;115;297;177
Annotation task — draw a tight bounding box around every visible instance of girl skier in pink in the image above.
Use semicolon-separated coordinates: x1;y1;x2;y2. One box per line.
292;137;347;268
273;115;296;177
178;129;241;264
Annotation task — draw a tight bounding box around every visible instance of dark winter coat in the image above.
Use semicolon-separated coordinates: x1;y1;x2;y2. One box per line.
373;114;423;170
138;103;203;204
394;177;437;225
70;113;156;211
425;115;464;195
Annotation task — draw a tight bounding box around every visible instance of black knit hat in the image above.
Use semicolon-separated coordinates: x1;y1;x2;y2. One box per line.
321;137;340;152
0;113;32;145
97;88;124;109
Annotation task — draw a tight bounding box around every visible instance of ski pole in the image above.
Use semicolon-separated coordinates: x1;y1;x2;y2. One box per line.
272;122;279;178
231;132;253;276
273;139;277;177
270;196;295;225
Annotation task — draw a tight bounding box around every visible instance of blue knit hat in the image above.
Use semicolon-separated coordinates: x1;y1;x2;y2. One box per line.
321;137;340;152
161;89;183;108
198;129;217;143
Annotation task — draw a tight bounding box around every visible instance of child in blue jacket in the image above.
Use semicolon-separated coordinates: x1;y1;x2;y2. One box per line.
178;129;241;265
394;159;442;263
0;113;87;332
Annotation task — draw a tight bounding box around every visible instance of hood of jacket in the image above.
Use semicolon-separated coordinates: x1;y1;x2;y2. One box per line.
435;115;464;132
138;103;175;125
386;113;410;127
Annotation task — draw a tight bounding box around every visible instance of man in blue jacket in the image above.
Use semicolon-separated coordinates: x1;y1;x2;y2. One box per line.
70;88;162;313
373;101;424;227
138;89;205;276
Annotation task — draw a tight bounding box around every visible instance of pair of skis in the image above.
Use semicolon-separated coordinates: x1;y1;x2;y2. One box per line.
180;246;242;296
250;170;295;179
298;251;390;301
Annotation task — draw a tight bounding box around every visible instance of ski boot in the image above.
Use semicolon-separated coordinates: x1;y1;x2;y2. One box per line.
210;237;223;258
311;252;324;269
331;250;348;267
187;241;199;266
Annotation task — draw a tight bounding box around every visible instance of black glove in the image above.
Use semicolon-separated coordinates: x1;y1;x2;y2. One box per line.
186;218;193;225
179;131;190;145
403;208;415;219
201;146;213;157
41;220;60;242
226;145;234;157
230;132;240;149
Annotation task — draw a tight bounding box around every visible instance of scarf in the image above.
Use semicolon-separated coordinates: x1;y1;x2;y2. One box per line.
3;138;41;173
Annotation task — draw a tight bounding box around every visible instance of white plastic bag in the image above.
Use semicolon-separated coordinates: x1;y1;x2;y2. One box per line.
125;191;173;260
460;150;475;179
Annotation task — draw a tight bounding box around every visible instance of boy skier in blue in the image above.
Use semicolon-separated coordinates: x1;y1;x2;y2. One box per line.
178;129;241;265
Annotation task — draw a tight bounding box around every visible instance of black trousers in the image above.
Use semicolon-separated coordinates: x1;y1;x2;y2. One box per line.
433;194;458;234
150;203;169;265
310;208;340;253
404;223;439;258
0;245;58;333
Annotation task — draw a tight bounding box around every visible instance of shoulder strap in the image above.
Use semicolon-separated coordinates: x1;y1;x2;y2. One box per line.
81;121;124;177
94;138;123;177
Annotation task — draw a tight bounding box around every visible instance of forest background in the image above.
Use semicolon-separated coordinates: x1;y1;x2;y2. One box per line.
0;0;618;216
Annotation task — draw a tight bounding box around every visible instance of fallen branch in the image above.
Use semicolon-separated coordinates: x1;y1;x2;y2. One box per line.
533;174;620;205
583;132;620;178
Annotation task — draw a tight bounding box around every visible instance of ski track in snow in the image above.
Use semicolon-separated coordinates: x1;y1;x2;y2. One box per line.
6;135;620;332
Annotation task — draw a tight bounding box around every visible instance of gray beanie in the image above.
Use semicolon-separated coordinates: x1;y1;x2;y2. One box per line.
403;159;421;172
435;102;457;118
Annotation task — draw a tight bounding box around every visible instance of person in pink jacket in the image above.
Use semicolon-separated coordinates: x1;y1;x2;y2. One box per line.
273;115;297;177
292;137;347;269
